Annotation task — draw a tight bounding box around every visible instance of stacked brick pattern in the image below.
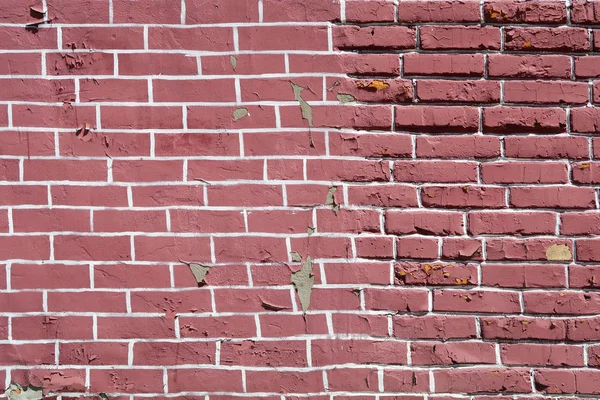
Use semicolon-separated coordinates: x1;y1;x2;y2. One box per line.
3;0;600;398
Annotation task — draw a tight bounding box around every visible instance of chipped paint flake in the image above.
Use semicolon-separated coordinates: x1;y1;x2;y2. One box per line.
290;251;302;262
230;55;237;70
291;255;314;312
186;262;211;285
546;244;572;261
291;82;313;127
5;384;43;400
337;93;356;103
233;108;249;121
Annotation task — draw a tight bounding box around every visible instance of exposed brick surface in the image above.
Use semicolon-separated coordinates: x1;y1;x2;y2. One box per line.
0;0;597;398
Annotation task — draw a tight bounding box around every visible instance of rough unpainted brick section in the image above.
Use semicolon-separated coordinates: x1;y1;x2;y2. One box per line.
1;0;600;398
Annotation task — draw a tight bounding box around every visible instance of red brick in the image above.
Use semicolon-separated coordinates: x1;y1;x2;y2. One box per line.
317;209;380;233
113;0;179;23
307;159;390;182
468;211;557;236
0;159;20;181
434;368;531;393
482;264;567;288
420;26;501;50
132;185;203;207
101;106;182;129
52;185;127;207
188;159;262;181
239;26;328;51
395;106;478;132
397;236;439;259
47;52;114;76
156;132;239;157
308;288;361;311
154;79;235;103
333;314;389;336
98;316;174;339
421;186;506;209
260;314;328;337
0;236;49;260
0;27;57;50
346;0;394;22
54;235;130;261
393;316;477;340
112;160;182;182
12;104;96;129
442;238;483;261
188;105;276;129
11;264;89;289
0;131;54;156
134;341;214;366
577;238;600;262
313;339;407;367
568;317;600;341
386;210;463;235
244;77;322;102
488;54;571;78
203;54;285;75
171;209;245;233
0;343;55;365
525;291;600;315
12;208;89;232
135;236;211;262
571;0;600;24
289;53;400;76
481;162;568;184
505;81;589;105
267;159;303;180
328;368;379;392
79;78;148;102
168;369;242;392
90;369;164;393
208;184;283;207
411;342;496;365
95;265;171;289
348;184;418;208
118;53;197;75
417;80;500;103
384;370;430;392
573;161;600;183
221;340;306;367
325;262;391;285
572;108;600;133
0;0;31;23
48;291;126;312
395;161;478;183
94;210;166;233
131;290;211;314
483;106;566;133
12;369;85;393
0;292;42;312
395;262;478;286
188;0;258;22
569;265;600;288
333;25;416;50
48;0;109;23
214;236;287;263
62;27;144;50
355;236;394;259
399;1;480;22
244;132;324;156
247;210;312;234
179;315;256;338
0;78;74;102
12;316;93;340
511;187;595;209
61;342;128;366
417;136;500;159
215;288;292;313
484;0;566;24
403;53;484;77
246;370;323;394
434;289;521;313
149;27;232;51
280;105;392;130
326;77;413;104
251;264;321;286
60;131;150;157
485;238;573;261
505;136;589;159
534;369;600;395
575;55;600;78
23;159;105;182
505;27;589;52
364;288;428;312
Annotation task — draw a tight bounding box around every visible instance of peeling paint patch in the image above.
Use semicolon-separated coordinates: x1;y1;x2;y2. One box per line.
182;261;210;286
546;244;572;261
307;226;315;236
325;186;340;213
230;55;237;70
337;93;356;103
290;251;302;262
233;108;249;121
291;82;313;127
5;383;43;400
291;255;314;312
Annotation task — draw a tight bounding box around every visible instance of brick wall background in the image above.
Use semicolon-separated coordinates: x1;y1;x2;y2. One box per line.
1;0;600;398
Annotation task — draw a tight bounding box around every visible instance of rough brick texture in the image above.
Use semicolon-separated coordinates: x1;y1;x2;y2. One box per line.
1;0;599;398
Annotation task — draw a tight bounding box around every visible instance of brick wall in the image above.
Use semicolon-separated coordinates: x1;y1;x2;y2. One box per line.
1;0;600;398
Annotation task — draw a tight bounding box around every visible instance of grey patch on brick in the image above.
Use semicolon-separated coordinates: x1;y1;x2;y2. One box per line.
291;255;314;312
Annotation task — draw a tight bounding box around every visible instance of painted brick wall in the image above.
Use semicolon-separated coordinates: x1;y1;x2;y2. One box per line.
1;0;600;398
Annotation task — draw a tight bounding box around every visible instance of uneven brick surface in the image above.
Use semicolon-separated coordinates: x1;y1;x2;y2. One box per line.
1;0;600;398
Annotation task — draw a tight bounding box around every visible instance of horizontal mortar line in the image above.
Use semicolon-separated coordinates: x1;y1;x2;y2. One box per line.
0;22;333;28
0;73;349;80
